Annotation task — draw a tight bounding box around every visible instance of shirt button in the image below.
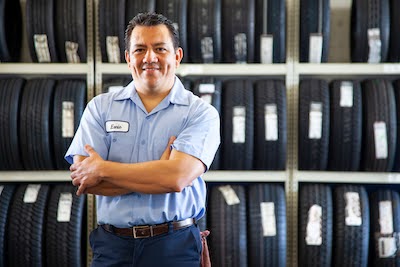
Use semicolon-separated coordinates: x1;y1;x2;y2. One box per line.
145;116;150;120
141;140;145;145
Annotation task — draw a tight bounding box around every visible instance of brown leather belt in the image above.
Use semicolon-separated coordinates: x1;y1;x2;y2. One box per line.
101;218;195;238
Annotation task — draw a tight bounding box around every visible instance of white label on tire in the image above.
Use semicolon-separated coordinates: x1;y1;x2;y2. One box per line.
0;186;3;196
340;81;354;107
201;94;212;105
233;106;246;143
199;84;215;94
261;34;273;64
34;34;51;63
379;237;397;258
306;204;322;245
218;185;240;205
260;202;276;236
62;101;75;138
265;104;278;141
379;201;394;234
201;37;214;62
308;102;323;139
65;41;81;63
23;184;41;203
106;36;120;63
374;122;388;159
57;193;73;222
309;33;323;63
345;192;362;226
234;33;247;63
368;28;382;63
108;86;124;93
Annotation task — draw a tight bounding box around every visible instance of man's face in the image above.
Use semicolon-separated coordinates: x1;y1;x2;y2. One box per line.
125;25;183;92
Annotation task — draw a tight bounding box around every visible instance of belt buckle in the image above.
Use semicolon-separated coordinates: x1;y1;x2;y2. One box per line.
133;225;153;238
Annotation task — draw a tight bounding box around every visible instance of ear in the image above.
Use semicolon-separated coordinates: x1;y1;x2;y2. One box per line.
175;47;183;68
125;50;131;67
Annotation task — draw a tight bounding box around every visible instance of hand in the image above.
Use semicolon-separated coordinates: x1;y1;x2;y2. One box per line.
160;136;176;160
70;145;104;196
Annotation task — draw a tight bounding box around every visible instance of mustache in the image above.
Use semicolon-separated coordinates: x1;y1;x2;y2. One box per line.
142;63;160;69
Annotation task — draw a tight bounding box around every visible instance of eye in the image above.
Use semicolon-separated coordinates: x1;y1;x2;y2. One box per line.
156;47;167;52
133;48;144;53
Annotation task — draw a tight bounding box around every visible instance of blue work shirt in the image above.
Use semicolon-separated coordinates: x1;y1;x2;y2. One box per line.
65;77;220;227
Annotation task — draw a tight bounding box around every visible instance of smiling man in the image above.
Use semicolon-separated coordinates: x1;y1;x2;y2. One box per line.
65;12;220;267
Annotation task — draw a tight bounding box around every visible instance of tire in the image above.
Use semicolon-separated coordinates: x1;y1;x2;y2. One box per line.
248;184;286;267
351;0;390;62
221;0;255;63
0;0;22;62
192;78;222;170
19;79;56;170
361;79;396;172
26;0;58;62
299;184;333;267
300;0;330;62
388;0;400;62
328;80;362;171
55;0;86;63
298;79;330;170
187;0;222;63
7;184;50;267
254;80;287;170
209;184;247;267
102;77;132;94
125;0;155;25
53;79;87;170
99;0;126;63
369;190;400;266
255;0;286;63
393;80;400;171
333;185;369;267
46;184;87;267
0;184;16;267
0;78;25;170
221;80;254;170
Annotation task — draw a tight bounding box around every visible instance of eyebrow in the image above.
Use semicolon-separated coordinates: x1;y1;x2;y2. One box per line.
133;42;168;47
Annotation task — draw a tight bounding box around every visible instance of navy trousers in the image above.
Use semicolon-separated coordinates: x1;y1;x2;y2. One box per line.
89;224;202;267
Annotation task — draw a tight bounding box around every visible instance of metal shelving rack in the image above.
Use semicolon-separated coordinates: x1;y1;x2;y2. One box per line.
0;0;95;265
1;0;400;266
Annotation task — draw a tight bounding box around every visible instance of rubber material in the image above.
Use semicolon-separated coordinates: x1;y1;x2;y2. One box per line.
126;0;155;25
0;184;15;267
209;184;247;267
0;78;25;170
221;0;255;63
388;0;400;62
298;79;330;170
46;184;87;267
328;80;362;171
188;0;222;63
248;184;286;267
7;184;50;267
254;80;287;170
255;0;286;63
361;79;396;171
0;0;22;62
221;80;254;170
53;79;86;170
299;184;332;267
300;0;330;62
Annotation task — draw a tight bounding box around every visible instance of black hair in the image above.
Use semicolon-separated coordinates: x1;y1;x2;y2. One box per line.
124;12;180;52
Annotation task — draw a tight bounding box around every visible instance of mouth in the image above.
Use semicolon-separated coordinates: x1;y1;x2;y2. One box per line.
142;64;160;71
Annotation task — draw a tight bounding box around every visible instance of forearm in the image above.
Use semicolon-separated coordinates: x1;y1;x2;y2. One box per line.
84;181;131;196
100;159;203;194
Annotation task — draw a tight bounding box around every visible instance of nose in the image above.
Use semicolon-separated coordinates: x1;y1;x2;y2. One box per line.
143;49;158;63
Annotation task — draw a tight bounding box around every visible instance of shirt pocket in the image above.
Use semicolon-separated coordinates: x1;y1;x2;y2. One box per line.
108;132;136;163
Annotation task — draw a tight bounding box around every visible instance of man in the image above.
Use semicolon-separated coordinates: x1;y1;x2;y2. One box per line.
65;12;220;267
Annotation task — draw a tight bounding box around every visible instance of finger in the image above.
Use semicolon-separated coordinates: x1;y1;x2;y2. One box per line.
76;183;86;196
84;144;97;156
168;136;176;146
70;164;77;172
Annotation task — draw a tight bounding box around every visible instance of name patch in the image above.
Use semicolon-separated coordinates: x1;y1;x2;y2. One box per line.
105;121;129;133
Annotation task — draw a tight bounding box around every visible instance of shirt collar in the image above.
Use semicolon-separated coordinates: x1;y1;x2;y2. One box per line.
113;76;190;106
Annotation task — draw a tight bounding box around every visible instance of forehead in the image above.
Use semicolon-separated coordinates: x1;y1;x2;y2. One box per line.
130;25;173;46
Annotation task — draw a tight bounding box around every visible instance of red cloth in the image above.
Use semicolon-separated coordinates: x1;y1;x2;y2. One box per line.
200;230;211;267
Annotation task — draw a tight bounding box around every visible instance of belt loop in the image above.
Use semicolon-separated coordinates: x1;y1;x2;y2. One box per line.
168;221;174;234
